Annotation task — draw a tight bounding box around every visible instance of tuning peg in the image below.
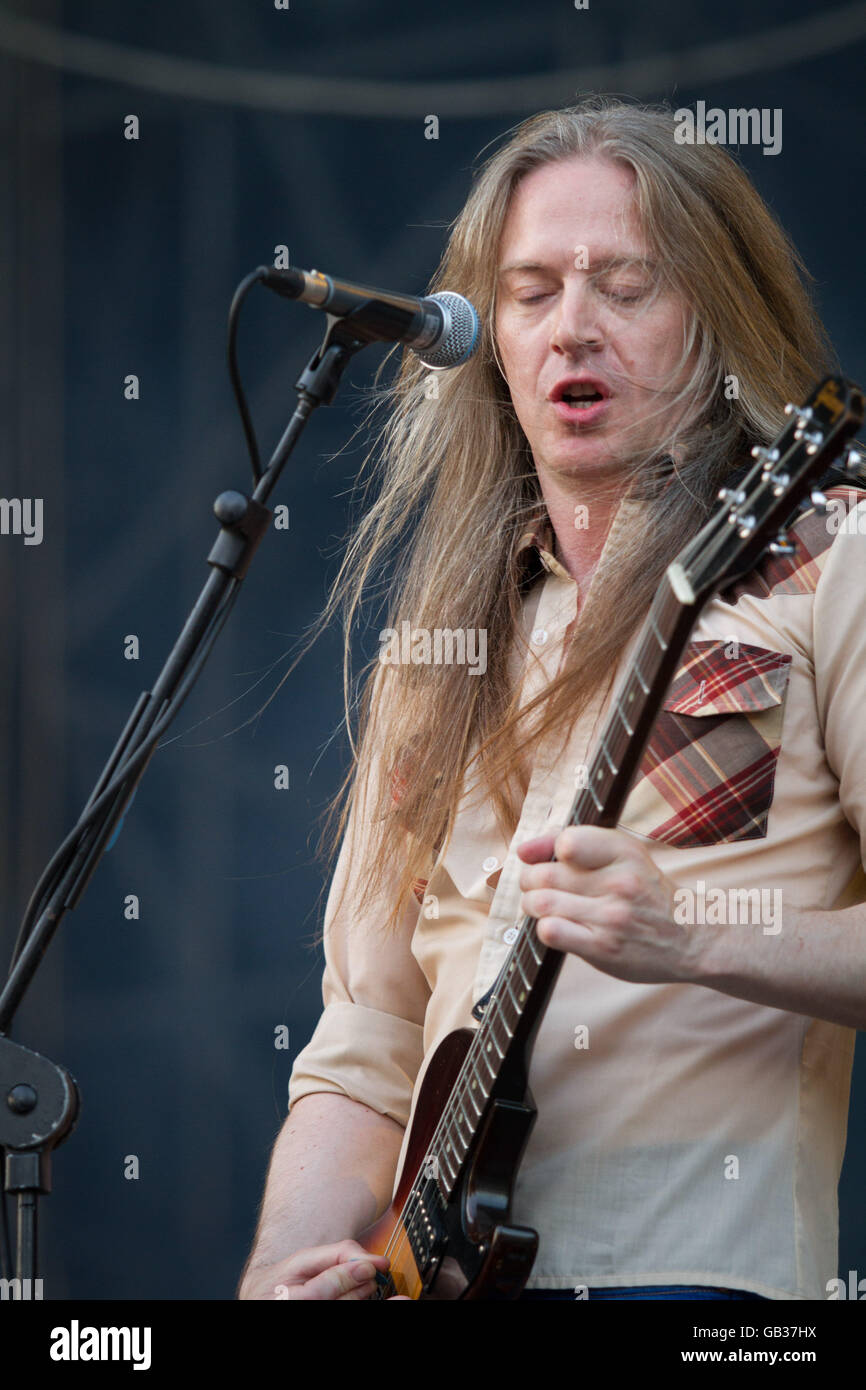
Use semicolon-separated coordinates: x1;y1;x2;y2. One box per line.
802;430;825;454
794;424;823;448
718;487;746;504
768;470;791;496
795;491;827;515
845;446;865;477
768;532;796;556
737;514;757;538
785;403;813;427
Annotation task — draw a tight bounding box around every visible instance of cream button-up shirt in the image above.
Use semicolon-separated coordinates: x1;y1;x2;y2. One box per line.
288;487;866;1299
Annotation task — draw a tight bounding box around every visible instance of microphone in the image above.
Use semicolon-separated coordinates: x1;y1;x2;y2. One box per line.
258;264;479;369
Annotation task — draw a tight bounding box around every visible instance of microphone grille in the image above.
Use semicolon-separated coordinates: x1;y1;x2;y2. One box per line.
419;292;479;370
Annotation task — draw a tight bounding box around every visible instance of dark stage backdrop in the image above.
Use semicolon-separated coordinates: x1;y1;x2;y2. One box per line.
1;0;865;1299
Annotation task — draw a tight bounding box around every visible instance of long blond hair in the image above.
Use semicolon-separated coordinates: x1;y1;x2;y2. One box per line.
313;96;833;928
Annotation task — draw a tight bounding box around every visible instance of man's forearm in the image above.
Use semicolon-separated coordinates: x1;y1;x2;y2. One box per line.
693;900;866;1029
240;1091;405;1285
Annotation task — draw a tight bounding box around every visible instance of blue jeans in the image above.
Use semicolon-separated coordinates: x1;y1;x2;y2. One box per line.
519;1284;768;1300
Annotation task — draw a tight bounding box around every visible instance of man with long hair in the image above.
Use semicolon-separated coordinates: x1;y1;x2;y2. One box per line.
238;97;866;1300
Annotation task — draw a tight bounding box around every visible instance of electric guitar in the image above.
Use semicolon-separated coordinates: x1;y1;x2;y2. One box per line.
361;376;865;1299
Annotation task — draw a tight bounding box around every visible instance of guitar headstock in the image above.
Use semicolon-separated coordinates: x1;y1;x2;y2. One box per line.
675;377;865;602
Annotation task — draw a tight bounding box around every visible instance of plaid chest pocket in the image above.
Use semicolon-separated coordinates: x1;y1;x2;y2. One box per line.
619;641;792;848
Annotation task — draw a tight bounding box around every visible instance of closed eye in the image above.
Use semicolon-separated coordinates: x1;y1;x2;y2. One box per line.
601;288;646;304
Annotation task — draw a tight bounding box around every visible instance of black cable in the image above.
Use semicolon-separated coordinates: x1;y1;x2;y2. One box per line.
6;578;241;976
10;266;271;972
228;268;268;481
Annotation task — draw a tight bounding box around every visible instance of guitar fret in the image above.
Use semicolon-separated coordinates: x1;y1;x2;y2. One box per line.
465;1086;482;1118
650;610;668;651
512;962;529;1007
490;1015;510;1052
467;1059;486;1104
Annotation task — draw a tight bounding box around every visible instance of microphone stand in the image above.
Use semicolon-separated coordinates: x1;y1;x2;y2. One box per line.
0;310;372;1291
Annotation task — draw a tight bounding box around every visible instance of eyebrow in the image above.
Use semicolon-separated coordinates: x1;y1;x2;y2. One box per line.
498;255;657;279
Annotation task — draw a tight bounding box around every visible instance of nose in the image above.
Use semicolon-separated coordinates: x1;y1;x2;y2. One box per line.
549;279;604;356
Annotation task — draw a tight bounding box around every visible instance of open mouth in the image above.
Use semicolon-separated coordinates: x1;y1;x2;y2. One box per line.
559;388;605;410
550;377;611;414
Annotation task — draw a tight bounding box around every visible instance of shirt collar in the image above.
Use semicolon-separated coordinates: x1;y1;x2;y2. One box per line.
514;495;642;590
515;513;573;582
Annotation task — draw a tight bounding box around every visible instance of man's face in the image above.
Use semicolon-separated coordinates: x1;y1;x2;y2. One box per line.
495;155;693;488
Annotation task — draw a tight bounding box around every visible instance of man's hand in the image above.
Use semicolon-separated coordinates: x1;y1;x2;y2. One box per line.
238;1239;409;1301
518;825;703;984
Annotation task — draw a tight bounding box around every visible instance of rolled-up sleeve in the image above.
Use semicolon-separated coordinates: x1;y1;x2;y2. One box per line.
287;709;433;1127
814;498;866;867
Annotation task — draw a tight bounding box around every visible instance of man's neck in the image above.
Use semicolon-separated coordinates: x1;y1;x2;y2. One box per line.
539;472;623;592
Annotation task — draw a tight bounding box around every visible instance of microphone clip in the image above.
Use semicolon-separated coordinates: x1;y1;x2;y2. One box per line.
295;315;369;408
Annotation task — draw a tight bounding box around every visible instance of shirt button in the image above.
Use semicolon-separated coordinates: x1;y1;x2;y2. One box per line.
482;856;499;873
531;628;548;646
503;926;519;945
